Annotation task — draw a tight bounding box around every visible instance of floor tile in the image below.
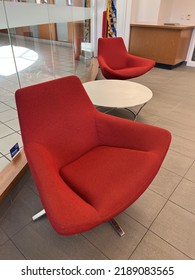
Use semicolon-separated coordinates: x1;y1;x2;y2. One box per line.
9;168;32;202
23;173;39;196
150;201;195;259
0;240;25;260
2;98;16;109
138;111;160;125
83;213;147;260
0;88;13;102
154;118;195;142
142;98;175;118
0;123;14;138
185;161;195;183
170;179;195;214
12;219;107;260
0;156;10;172
0;103;11;113
170;134;195;160
0;227;9;246
0;195;12;220
5;118;20;132
0;187;42;238
162;149;194;176
0;108;17;123
0;132;23;155
149;168;181;199
164;108;195;129
0;79;19;93
130;231;190;260
124;189;166;228
156;90;184;106
175;93;195;108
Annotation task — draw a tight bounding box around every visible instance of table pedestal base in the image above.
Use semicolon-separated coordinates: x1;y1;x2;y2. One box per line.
96;102;147;121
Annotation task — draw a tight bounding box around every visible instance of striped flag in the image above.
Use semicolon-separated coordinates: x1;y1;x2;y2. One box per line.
107;0;117;37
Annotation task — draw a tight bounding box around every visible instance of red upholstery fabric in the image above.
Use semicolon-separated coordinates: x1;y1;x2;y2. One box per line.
60;146;163;219
98;37;155;79
16;76;98;168
102;11;108;38
15;76;171;235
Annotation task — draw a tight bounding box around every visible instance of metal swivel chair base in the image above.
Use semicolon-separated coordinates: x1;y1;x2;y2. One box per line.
32;209;46;221
110;219;125;237
32;209;125;237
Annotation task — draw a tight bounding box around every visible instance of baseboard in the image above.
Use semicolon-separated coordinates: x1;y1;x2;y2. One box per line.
155;61;186;70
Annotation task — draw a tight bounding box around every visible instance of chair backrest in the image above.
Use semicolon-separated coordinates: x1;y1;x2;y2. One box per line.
98;37;128;69
15;76;98;167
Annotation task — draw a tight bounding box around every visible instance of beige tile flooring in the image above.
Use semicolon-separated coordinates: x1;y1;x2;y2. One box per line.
0;64;195;260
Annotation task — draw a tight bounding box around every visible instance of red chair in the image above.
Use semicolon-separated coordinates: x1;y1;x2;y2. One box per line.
98;37;155;79
15;76;171;236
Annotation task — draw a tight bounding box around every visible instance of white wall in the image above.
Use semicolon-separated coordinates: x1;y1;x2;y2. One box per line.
169;0;195;25
131;0;195;25
157;0;173;24
116;0;132;48
131;0;161;24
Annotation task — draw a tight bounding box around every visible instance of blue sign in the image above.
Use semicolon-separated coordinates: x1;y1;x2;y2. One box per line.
10;143;20;158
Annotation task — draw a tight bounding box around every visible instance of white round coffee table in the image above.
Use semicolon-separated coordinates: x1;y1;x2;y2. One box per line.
83;80;153;120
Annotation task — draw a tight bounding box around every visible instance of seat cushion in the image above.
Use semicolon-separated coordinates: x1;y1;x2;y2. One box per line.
60;145;160;221
111;66;154;79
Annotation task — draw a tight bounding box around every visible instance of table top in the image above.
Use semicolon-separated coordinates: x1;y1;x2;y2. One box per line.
83;80;153;108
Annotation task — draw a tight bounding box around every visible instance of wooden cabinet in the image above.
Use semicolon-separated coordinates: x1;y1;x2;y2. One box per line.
129;24;194;67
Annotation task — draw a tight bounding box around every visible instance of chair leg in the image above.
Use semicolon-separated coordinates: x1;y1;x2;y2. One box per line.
32;210;125;237
32;209;46;221
110;219;125;237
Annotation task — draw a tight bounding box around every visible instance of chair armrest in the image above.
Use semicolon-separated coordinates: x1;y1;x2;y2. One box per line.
98;55;129;79
95;111;171;158
98;56;118;75
25;143;100;235
126;53;156;67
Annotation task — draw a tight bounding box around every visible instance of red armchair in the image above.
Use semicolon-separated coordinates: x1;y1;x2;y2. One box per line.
15;76;171;236
98;37;155;79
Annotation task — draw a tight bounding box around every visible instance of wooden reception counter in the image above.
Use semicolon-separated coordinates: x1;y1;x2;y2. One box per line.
129;24;195;67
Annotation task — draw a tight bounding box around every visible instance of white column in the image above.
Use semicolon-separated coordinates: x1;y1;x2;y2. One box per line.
117;0;132;49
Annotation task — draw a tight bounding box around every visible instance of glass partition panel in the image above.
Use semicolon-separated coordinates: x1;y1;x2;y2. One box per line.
0;0;94;172
187;29;195;67
0;1;22;170
4;1;56;87
192;47;195;61
71;0;93;80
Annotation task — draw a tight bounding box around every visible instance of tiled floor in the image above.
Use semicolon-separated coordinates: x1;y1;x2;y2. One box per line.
0;33;92;171
1;62;195;259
